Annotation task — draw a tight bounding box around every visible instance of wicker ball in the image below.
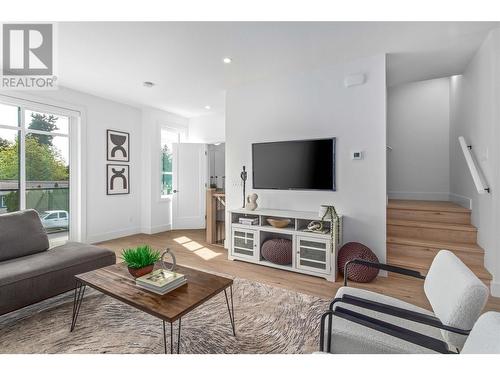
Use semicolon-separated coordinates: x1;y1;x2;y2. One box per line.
338;242;379;283
261;238;292;265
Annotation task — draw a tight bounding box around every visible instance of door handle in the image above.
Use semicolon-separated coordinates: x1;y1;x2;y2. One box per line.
173;190;178;193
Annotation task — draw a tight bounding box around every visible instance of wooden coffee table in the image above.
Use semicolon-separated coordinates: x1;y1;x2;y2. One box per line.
70;263;235;353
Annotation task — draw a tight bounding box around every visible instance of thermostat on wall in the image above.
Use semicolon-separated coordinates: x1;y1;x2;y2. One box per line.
352;151;363;160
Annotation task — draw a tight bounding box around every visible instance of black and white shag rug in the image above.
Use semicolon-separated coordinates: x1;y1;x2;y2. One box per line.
0;278;329;354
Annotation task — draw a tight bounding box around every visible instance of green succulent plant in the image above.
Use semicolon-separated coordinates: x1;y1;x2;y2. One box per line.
121;245;161;269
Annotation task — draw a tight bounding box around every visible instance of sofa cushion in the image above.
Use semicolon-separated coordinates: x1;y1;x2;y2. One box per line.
0;242;115;287
0;242;116;316
0;209;49;262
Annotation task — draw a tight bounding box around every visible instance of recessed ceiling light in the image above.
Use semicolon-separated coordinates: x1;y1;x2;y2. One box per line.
205;105;211;110
222;57;232;64
143;81;154;88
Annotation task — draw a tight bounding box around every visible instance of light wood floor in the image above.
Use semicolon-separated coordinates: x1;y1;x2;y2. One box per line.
97;229;500;312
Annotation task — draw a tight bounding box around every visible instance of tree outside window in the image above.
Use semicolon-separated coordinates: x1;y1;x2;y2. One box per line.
161;143;173;196
0;112;69;213
160;129;180;197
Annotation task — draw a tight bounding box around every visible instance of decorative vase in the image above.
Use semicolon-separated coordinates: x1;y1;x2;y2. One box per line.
245;193;258;211
127;264;154;278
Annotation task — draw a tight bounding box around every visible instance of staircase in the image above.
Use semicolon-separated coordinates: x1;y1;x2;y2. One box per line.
387;199;492;286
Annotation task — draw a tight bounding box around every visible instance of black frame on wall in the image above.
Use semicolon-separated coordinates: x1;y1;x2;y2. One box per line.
106;164;130;195
107;129;130;162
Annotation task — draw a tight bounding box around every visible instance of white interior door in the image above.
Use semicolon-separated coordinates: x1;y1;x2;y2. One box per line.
172;143;207;229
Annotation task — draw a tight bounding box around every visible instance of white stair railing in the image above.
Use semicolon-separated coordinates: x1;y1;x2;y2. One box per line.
458;136;490;194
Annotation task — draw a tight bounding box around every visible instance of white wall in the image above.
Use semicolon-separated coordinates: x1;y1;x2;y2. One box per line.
450;28;500;296
188;112;225;143
225;55;387;262
387;78;451;201
141;107;189;234
5;87;143;243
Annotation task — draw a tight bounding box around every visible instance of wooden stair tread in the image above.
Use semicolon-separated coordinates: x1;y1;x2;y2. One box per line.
386;200;489;289
388;199;470;213
387;236;484;254
387;219;477;232
387;256;493;280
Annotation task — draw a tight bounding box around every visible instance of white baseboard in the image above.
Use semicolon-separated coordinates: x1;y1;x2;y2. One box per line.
449;193;472;210
150;223;172;234
140;224;172;235
490;280;500;298
87;226;141;244
387;191;451;201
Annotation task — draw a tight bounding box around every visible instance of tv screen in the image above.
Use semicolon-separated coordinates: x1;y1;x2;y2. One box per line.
252;138;336;190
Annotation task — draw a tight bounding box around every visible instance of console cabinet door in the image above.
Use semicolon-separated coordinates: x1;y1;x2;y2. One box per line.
296;236;331;274
232;228;258;260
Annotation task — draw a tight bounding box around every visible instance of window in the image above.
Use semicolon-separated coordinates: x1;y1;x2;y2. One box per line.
0;99;77;236
160;128;181;197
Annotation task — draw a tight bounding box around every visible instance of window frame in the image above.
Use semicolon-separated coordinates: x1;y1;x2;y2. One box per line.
0;95;82;240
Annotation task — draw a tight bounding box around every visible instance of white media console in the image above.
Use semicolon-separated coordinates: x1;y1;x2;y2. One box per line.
228;208;343;281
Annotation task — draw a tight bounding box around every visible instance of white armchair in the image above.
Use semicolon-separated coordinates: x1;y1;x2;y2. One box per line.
320;250;490;354
461;311;500;353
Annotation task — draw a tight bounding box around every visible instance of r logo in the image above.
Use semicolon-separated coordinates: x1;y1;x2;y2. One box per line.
2;24;53;76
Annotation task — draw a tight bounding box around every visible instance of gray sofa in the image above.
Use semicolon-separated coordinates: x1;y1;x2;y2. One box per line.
0;209;116;315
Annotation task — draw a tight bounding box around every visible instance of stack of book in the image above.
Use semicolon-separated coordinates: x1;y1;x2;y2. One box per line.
135;269;187;295
239;217;259;225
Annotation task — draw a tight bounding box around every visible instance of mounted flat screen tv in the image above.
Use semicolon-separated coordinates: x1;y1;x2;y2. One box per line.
252;138;336;191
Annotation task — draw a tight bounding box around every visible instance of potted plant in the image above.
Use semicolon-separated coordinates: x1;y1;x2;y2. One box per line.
121;245;161;278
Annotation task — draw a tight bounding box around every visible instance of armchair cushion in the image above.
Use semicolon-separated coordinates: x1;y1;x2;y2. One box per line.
327;286;441;354
462;312;500;354
424;250;488;348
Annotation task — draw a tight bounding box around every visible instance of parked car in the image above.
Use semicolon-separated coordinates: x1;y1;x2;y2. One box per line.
40;210;69;229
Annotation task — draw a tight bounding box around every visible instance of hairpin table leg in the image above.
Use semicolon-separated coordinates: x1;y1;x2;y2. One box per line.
224;285;236;336
70;280;86;332
163;320;167;354
177;318;181;353
164;319;182;354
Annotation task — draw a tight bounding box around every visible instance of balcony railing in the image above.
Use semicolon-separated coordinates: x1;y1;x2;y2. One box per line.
0;186;69;233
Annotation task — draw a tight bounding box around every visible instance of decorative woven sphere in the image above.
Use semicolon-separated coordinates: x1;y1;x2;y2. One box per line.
338;242;379;283
261;238;292;265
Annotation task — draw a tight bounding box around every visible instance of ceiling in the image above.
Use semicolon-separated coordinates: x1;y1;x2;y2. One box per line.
58;22;499;118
